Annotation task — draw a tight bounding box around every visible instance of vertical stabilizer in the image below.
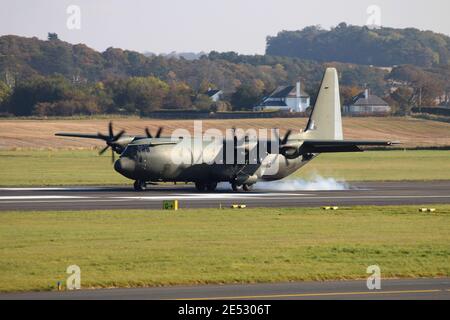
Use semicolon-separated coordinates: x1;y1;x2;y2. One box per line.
303;68;343;140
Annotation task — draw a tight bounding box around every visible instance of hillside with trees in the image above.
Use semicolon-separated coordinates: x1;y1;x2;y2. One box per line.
266;23;450;67
0;27;449;117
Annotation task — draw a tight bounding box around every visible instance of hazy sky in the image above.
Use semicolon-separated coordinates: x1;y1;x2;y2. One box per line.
1;0;449;54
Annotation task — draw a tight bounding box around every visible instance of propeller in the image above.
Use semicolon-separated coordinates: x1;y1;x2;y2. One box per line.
98;122;126;163
145;127;163;139
272;128;295;165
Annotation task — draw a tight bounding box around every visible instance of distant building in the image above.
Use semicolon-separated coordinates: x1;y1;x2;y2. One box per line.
254;82;310;112
344;89;391;115
205;89;223;102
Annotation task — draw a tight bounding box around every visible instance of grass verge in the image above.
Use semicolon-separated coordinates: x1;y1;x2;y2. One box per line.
0;205;449;292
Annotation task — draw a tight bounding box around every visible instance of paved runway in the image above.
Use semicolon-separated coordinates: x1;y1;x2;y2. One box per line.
0;181;449;211
1;278;449;300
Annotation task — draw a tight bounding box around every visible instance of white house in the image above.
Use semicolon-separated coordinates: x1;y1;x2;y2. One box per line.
344;89;391;115
206;89;223;102
254;82;310;112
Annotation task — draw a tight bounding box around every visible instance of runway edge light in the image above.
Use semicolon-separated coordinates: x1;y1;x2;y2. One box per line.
323;206;339;210
419;208;436;212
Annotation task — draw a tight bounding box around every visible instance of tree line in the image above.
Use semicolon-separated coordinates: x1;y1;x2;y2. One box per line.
266;23;450;68
0;29;449;117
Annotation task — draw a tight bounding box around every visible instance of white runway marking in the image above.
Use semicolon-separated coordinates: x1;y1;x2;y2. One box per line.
0;187;105;191
0;194;449;204
117;193;309;200
0;195;92;200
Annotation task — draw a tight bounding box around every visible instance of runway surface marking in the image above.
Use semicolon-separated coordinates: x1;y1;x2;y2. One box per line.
0;195;92;200
178;289;445;300
1;278;448;300
116;193;309;200
1;181;449;210
1;194;449;203
0;187;108;191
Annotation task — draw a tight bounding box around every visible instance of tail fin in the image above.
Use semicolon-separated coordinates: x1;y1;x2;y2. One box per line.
304;68;343;140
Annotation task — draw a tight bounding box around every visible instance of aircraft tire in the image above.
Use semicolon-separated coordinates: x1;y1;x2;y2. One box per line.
134;180;146;191
242;184;253;192
195;182;206;192
231;183;240;192
206;182;218;192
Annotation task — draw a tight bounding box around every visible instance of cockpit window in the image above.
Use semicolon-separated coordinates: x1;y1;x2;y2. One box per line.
122;144;150;159
122;145;138;159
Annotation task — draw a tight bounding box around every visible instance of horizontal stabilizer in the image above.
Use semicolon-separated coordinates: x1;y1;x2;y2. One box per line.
55;132;103;139
298;140;399;153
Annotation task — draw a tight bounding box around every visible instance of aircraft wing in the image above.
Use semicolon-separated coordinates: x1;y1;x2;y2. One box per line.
297;140;400;153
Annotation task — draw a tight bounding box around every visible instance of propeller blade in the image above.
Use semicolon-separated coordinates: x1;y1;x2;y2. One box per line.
97;133;108;141
145;127;152;138
114;130;125;141
108;121;114;138
155;127;163;138
281;129;292;145
99;145;110;155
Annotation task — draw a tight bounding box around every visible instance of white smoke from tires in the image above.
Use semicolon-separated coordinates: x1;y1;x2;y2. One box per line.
255;175;350;191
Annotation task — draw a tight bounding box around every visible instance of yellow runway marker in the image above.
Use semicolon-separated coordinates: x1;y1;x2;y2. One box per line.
176;289;443;300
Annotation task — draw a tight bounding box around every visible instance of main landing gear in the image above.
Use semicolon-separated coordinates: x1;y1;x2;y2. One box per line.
133;180;146;191
195;182;218;192
231;182;253;192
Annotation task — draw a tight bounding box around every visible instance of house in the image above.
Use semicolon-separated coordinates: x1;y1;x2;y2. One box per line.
344;89;391;115
254;82;310;112
205;89;223;102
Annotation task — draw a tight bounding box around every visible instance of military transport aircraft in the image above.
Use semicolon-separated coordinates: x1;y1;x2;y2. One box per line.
56;68;398;192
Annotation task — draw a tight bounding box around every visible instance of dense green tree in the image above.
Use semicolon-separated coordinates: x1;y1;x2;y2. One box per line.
109;76;169;115
7;75;71;116
230;84;263;110
193;94;212;111
266;24;450;67
47;33;58;41
0;80;11;111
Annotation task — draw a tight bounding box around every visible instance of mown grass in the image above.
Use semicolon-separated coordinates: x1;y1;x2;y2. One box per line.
0;150;449;186
0;206;449;292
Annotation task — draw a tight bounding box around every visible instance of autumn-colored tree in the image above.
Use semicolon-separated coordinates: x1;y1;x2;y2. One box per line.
164;81;193;109
193;94;213;111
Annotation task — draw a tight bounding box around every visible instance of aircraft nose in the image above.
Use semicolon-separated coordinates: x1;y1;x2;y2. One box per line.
114;157;136;178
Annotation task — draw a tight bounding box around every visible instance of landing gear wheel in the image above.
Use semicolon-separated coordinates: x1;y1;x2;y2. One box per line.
134;180;146;191
206;182;218;192
242;184;253;192
195;182;206;192
231;183;241;192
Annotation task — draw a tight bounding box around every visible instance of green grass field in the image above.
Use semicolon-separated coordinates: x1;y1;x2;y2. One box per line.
0;206;449;292
0;149;449;186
